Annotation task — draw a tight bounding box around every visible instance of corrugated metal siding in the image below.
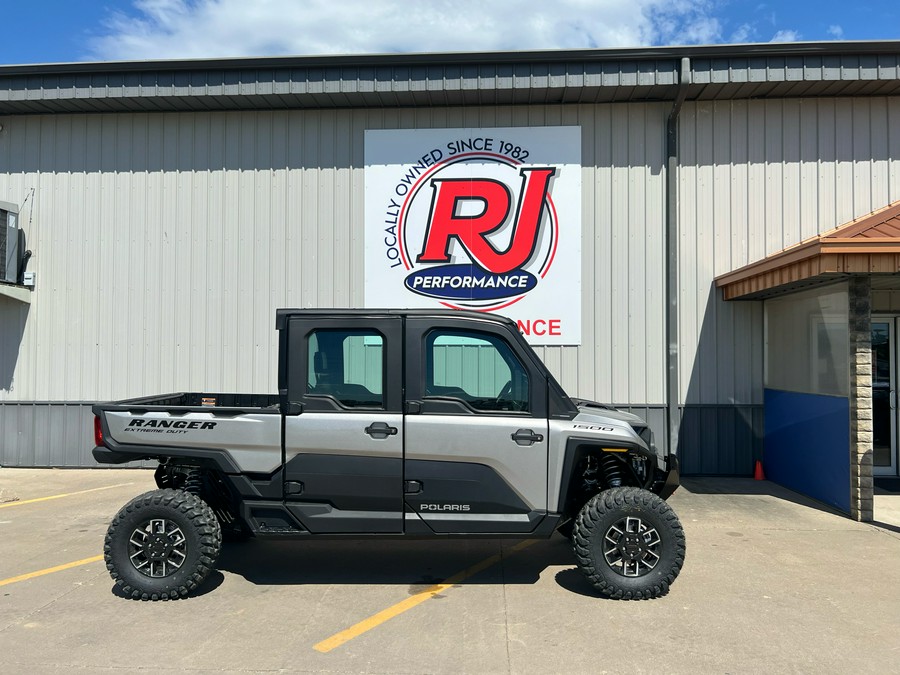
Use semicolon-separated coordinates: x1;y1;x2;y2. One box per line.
0;402;153;467
0;103;668;409
10;96;879;472
538;102;667;405
677;405;763;475
0;402;87;466
678;97;900;407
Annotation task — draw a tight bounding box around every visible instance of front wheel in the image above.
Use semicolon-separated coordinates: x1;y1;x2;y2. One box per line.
104;489;222;600
572;487;685;599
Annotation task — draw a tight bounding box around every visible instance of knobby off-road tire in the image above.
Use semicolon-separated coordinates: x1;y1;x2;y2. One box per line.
104;488;222;600
572;487;685;599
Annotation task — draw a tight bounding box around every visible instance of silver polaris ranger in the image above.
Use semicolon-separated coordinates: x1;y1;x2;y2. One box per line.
93;309;684;600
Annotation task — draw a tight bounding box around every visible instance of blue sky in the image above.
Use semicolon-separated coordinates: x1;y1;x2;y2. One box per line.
1;0;899;65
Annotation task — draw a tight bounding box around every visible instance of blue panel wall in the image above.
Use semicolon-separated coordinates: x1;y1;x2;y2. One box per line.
764;389;850;513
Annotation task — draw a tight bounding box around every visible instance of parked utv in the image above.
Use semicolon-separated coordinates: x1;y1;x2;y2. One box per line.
93;309;685;600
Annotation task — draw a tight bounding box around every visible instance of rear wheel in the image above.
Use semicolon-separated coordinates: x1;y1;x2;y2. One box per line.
572;487;685;599
104;489;222;600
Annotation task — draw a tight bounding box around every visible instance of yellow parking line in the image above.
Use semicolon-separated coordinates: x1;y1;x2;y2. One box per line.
0;482;134;509
0;555;104;588
313;539;535;653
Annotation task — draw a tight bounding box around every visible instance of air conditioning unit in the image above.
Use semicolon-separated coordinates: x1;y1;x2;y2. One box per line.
0;207;19;284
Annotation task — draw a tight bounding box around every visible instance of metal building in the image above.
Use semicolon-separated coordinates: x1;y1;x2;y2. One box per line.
2;42;900;520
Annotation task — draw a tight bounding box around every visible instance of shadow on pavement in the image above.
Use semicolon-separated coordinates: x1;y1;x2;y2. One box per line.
552;568;672;600
871;520;900;535
679;477;848;517
216;535;576;590
553;568;603;598
874;477;900;493
110;570;225;600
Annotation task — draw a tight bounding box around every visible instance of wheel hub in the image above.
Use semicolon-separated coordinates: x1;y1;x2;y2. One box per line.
603;515;662;577
146;534;173;559
128;518;188;578
619;533;645;559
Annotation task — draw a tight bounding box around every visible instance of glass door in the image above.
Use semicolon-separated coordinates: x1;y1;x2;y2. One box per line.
872;318;897;475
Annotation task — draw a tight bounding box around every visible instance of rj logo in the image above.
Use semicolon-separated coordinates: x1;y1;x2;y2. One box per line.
416;167;556;275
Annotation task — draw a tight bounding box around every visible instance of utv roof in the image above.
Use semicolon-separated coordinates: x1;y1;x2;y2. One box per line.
275;308;517;330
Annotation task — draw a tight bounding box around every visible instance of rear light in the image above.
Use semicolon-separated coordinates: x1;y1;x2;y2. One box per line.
94;416;104;447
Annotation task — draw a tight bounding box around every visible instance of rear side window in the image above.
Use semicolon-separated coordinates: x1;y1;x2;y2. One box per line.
307;330;384;408
425;330;529;412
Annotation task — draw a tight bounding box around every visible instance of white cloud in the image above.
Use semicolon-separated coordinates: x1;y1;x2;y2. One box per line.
729;23;755;43
770;29;801;42
672;16;723;44
827;24;844;39
88;0;724;61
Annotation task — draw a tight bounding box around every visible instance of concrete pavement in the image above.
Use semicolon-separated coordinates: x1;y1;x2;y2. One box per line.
1;468;899;674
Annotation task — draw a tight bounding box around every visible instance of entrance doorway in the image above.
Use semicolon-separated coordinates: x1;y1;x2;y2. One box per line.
872;317;899;475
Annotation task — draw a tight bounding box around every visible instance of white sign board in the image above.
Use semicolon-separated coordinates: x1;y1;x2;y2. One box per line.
365;126;581;345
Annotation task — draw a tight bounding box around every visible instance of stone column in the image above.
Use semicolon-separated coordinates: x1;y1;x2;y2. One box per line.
848;276;873;522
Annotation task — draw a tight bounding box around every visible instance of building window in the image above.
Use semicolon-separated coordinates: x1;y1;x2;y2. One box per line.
765;284;849;397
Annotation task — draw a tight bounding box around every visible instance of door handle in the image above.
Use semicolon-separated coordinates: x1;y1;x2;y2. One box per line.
511;428;543;446
365;422;398;438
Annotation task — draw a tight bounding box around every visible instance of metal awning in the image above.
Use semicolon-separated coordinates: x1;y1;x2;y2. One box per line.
2;41;900;114
716;201;900;300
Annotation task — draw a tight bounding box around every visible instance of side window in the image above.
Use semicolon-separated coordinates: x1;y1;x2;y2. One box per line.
425;330;529;412
307;330;384;408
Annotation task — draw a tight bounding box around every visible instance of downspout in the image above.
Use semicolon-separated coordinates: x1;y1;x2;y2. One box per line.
666;57;691;460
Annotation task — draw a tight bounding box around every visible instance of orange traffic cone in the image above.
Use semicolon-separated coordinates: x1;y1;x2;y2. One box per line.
754;460;766;481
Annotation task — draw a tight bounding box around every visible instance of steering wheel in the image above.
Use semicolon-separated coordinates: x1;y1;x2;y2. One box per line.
497;380;513;401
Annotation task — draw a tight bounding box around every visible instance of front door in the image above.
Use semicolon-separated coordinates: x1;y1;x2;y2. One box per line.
282;316;404;532
872;317;899;476
403;317;549;534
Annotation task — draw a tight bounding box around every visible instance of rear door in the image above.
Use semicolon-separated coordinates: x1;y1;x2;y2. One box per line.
282;316;403;533
404;317;549;534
